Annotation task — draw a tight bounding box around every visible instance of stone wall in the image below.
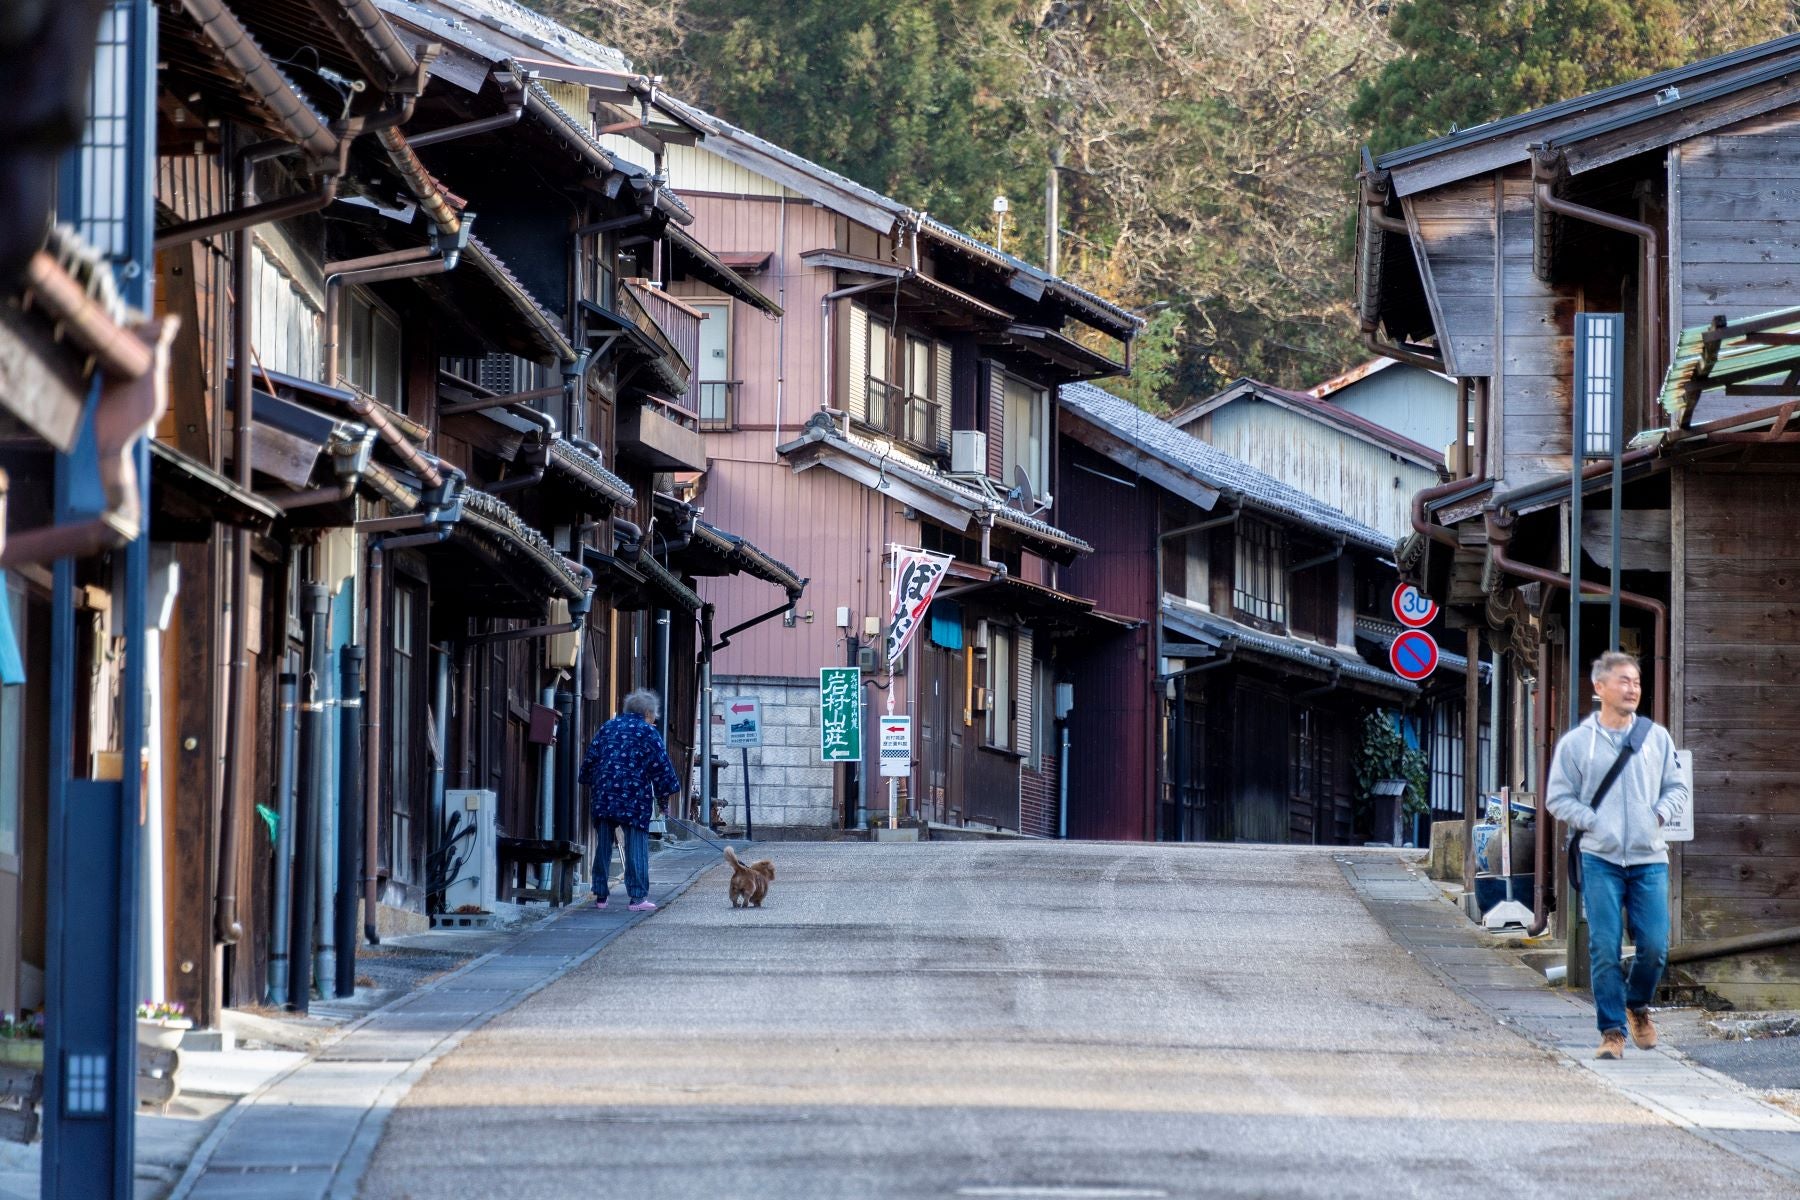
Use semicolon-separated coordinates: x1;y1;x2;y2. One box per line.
699;676;838;830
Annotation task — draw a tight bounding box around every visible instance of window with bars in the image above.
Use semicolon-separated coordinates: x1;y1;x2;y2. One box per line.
72;3;132;260
1429;697;1495;813
1577;312;1626;458
1232;518;1287;626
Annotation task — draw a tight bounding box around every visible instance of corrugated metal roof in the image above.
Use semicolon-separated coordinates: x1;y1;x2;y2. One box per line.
1374;34;1800;172
1061;381;1393;553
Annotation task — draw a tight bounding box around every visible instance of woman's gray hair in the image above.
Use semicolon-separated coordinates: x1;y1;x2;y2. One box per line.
622;688;661;722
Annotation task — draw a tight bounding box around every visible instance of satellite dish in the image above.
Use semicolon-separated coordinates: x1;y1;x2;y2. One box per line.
1013;465;1037;512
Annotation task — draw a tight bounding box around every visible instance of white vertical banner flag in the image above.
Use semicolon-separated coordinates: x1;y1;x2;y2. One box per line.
885;547;953;667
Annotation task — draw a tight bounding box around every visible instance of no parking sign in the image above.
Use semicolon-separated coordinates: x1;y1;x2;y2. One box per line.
1390;628;1440;681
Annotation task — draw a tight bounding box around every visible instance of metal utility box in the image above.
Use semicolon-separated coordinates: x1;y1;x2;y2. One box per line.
443;790;497;912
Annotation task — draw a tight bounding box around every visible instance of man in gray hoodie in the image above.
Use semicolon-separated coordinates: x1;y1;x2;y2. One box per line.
1546;650;1688;1060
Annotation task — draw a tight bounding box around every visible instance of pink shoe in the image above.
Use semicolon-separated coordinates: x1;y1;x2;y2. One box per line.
592;897;607;910
627;899;657;912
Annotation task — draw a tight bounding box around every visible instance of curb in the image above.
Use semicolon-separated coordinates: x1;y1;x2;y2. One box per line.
1337;851;1800;1188
167;847;721;1200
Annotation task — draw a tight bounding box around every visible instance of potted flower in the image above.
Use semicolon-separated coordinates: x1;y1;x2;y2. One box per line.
135;1001;190;1051
0;1011;43;1067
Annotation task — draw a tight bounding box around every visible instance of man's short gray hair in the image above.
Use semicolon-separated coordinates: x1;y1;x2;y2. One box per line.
622;688;661;721
1591;651;1640;684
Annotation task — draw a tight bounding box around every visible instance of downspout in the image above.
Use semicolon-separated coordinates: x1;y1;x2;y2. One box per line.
335;645;365;997
1485;507;1667;726
1532;153;1660;429
977;513;1007;578
1529;635;1553;936
156;138;349;251
267;668;299;1005
290;583;330;1010
364;540;386;946
1411;478;1470;553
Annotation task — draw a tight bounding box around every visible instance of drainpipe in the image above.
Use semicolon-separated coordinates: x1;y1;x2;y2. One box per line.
407;97;525;149
291;584;330;1010
335;645;365;997
156;138;349;251
977;513;1007;578
1533;153;1660;430
364;540;386;946
267;668;299;1005
1529;636;1553;936
216;140;284;947
313;629;338;994
1485;508;1667;727
1057;722;1071;840
1411;477;1470;554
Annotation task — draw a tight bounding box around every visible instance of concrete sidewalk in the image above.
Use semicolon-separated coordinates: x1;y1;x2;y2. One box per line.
1341;851;1800;1186
168;837;723;1200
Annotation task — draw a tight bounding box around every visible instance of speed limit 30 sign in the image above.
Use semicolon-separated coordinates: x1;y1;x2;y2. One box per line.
1392;583;1438;628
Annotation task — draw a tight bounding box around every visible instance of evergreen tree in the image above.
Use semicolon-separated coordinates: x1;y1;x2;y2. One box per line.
1353;0;1795;156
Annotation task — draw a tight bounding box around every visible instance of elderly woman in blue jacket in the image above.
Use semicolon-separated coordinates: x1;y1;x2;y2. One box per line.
579;689;682;911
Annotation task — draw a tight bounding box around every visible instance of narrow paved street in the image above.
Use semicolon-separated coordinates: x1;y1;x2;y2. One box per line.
360;843;1793;1199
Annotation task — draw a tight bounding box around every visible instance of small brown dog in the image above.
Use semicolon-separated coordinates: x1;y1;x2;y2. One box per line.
723;846;774;908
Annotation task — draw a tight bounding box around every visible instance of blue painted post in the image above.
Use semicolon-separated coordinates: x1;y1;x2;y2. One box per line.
41;4;157;1193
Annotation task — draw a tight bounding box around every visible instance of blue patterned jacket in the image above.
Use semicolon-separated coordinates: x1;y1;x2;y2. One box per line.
578;712;682;829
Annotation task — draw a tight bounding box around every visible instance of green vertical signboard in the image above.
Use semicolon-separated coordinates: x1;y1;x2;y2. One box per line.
819;667;862;762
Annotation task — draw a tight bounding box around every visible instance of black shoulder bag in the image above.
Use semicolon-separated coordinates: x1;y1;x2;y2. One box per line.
1567;716;1650;893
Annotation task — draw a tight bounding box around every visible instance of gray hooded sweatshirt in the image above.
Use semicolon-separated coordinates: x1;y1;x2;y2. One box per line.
1544;713;1688;868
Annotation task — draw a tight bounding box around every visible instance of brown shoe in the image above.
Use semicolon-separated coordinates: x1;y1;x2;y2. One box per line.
1627;1007;1658;1050
1596;1031;1626;1060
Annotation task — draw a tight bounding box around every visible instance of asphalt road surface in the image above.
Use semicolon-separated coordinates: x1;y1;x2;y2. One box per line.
361;842;1794;1199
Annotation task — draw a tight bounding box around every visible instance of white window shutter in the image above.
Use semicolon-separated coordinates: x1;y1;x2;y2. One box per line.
934;339;953;448
1016;628;1034;759
847;305;869;423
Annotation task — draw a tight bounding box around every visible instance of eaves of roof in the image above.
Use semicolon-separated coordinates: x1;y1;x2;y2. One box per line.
776;416;1092;561
377;0;630;72
1161;602;1418;696
462;233;577;363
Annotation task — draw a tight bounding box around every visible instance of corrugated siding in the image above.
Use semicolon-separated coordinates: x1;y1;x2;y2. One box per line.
1201;402;1437;542
666;142;801;198
1675;104;1800;424
670;195;836;430
1056;438;1158;840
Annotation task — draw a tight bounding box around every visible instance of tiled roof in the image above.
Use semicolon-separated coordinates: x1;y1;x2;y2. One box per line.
1162;603;1417;695
378;0;632;71
547;439;633;508
1060;381;1393;553
462;231;577;362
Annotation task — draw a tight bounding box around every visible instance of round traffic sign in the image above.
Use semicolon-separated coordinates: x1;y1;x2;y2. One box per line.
1392;583;1438;628
1390;629;1440;681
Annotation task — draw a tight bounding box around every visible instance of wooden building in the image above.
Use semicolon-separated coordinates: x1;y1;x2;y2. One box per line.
1358;31;1800;1005
566;90;1144;836
1057;382;1422;844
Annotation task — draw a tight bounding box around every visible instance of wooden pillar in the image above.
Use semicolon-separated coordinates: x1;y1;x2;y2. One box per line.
1463;626;1480;898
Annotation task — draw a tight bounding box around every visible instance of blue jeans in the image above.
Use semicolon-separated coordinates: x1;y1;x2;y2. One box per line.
594;818;649;903
1581;856;1669;1035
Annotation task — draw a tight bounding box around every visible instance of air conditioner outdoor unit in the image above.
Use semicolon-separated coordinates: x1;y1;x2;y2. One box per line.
442;789;497;913
950;429;987;475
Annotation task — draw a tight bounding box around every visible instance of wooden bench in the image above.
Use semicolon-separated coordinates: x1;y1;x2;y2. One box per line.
497;836;585;907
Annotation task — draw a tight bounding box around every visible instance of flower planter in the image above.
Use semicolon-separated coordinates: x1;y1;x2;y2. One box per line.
0;1040;42;1067
135;1019;191;1052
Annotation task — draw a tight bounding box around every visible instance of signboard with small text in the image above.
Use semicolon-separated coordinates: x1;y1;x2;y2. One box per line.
878;716;913;777
724;698;763;748
819;667;862;762
1392;583;1438;628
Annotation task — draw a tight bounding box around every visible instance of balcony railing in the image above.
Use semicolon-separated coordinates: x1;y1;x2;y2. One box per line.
618;282;697;406
863;378;939;450
697;380;740;430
